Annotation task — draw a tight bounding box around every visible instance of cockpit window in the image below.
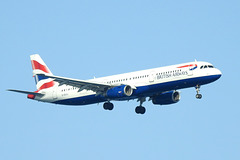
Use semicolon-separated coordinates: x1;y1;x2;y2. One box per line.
200;65;214;69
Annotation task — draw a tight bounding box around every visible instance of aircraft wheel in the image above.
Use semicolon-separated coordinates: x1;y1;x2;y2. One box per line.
108;103;114;110
103;102;114;110
135;106;146;114
135;106;140;114
140;107;146;114
196;94;202;99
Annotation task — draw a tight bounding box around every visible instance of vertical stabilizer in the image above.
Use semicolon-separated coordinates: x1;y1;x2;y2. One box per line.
30;54;55;91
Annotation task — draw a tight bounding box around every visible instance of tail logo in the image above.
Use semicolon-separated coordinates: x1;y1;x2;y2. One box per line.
31;60;51;73
30;54;55;91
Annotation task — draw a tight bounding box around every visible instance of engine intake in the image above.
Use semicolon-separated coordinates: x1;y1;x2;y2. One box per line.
152;90;180;105
106;85;133;99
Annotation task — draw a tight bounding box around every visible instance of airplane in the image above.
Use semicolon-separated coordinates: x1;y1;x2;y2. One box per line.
8;54;222;114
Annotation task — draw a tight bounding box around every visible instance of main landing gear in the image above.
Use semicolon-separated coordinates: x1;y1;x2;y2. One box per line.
135;97;146;114
103;98;147;114
103;102;114;110
103;97;146;114
195;85;202;99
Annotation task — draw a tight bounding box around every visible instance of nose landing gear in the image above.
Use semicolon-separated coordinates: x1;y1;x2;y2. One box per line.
195;85;202;99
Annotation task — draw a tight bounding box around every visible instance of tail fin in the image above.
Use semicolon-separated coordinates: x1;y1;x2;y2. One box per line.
30;54;55;91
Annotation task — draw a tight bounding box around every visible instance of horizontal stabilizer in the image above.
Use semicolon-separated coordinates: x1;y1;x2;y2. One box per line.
7;89;44;96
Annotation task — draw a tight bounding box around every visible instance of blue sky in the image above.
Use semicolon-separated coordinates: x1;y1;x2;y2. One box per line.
1;0;239;159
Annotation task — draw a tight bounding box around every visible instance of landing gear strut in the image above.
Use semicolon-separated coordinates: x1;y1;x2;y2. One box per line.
195;85;202;99
103;102;114;110
135;97;146;114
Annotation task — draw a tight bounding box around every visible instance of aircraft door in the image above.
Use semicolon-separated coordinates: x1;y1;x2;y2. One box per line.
52;86;58;99
149;72;155;83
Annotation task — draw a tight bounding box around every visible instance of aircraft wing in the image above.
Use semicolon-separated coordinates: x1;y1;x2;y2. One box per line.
38;74;112;94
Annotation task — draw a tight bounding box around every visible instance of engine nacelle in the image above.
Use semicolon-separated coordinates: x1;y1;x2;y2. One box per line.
152;90;180;105
106;85;133;99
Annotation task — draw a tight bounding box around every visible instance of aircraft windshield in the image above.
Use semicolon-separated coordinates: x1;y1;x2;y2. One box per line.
200;65;214;69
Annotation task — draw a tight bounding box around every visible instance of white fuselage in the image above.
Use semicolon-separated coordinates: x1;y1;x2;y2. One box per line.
35;61;222;105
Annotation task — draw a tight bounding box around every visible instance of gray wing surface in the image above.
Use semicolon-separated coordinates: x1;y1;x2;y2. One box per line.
38;74;111;93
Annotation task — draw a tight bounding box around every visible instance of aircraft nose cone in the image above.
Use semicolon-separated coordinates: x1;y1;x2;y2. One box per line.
215;69;222;80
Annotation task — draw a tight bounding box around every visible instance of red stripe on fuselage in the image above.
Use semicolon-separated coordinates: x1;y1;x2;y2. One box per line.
27;81;55;99
177;64;196;68
38;81;55;91
31;60;50;73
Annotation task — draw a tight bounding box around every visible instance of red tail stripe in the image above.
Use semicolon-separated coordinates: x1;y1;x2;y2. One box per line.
38;81;55;91
31;60;50;73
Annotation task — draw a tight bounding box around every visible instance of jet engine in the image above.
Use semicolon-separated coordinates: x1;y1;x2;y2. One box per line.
106;85;133;99
152;90;180;105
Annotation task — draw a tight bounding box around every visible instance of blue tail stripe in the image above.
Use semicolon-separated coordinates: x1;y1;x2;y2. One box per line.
37;75;49;81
